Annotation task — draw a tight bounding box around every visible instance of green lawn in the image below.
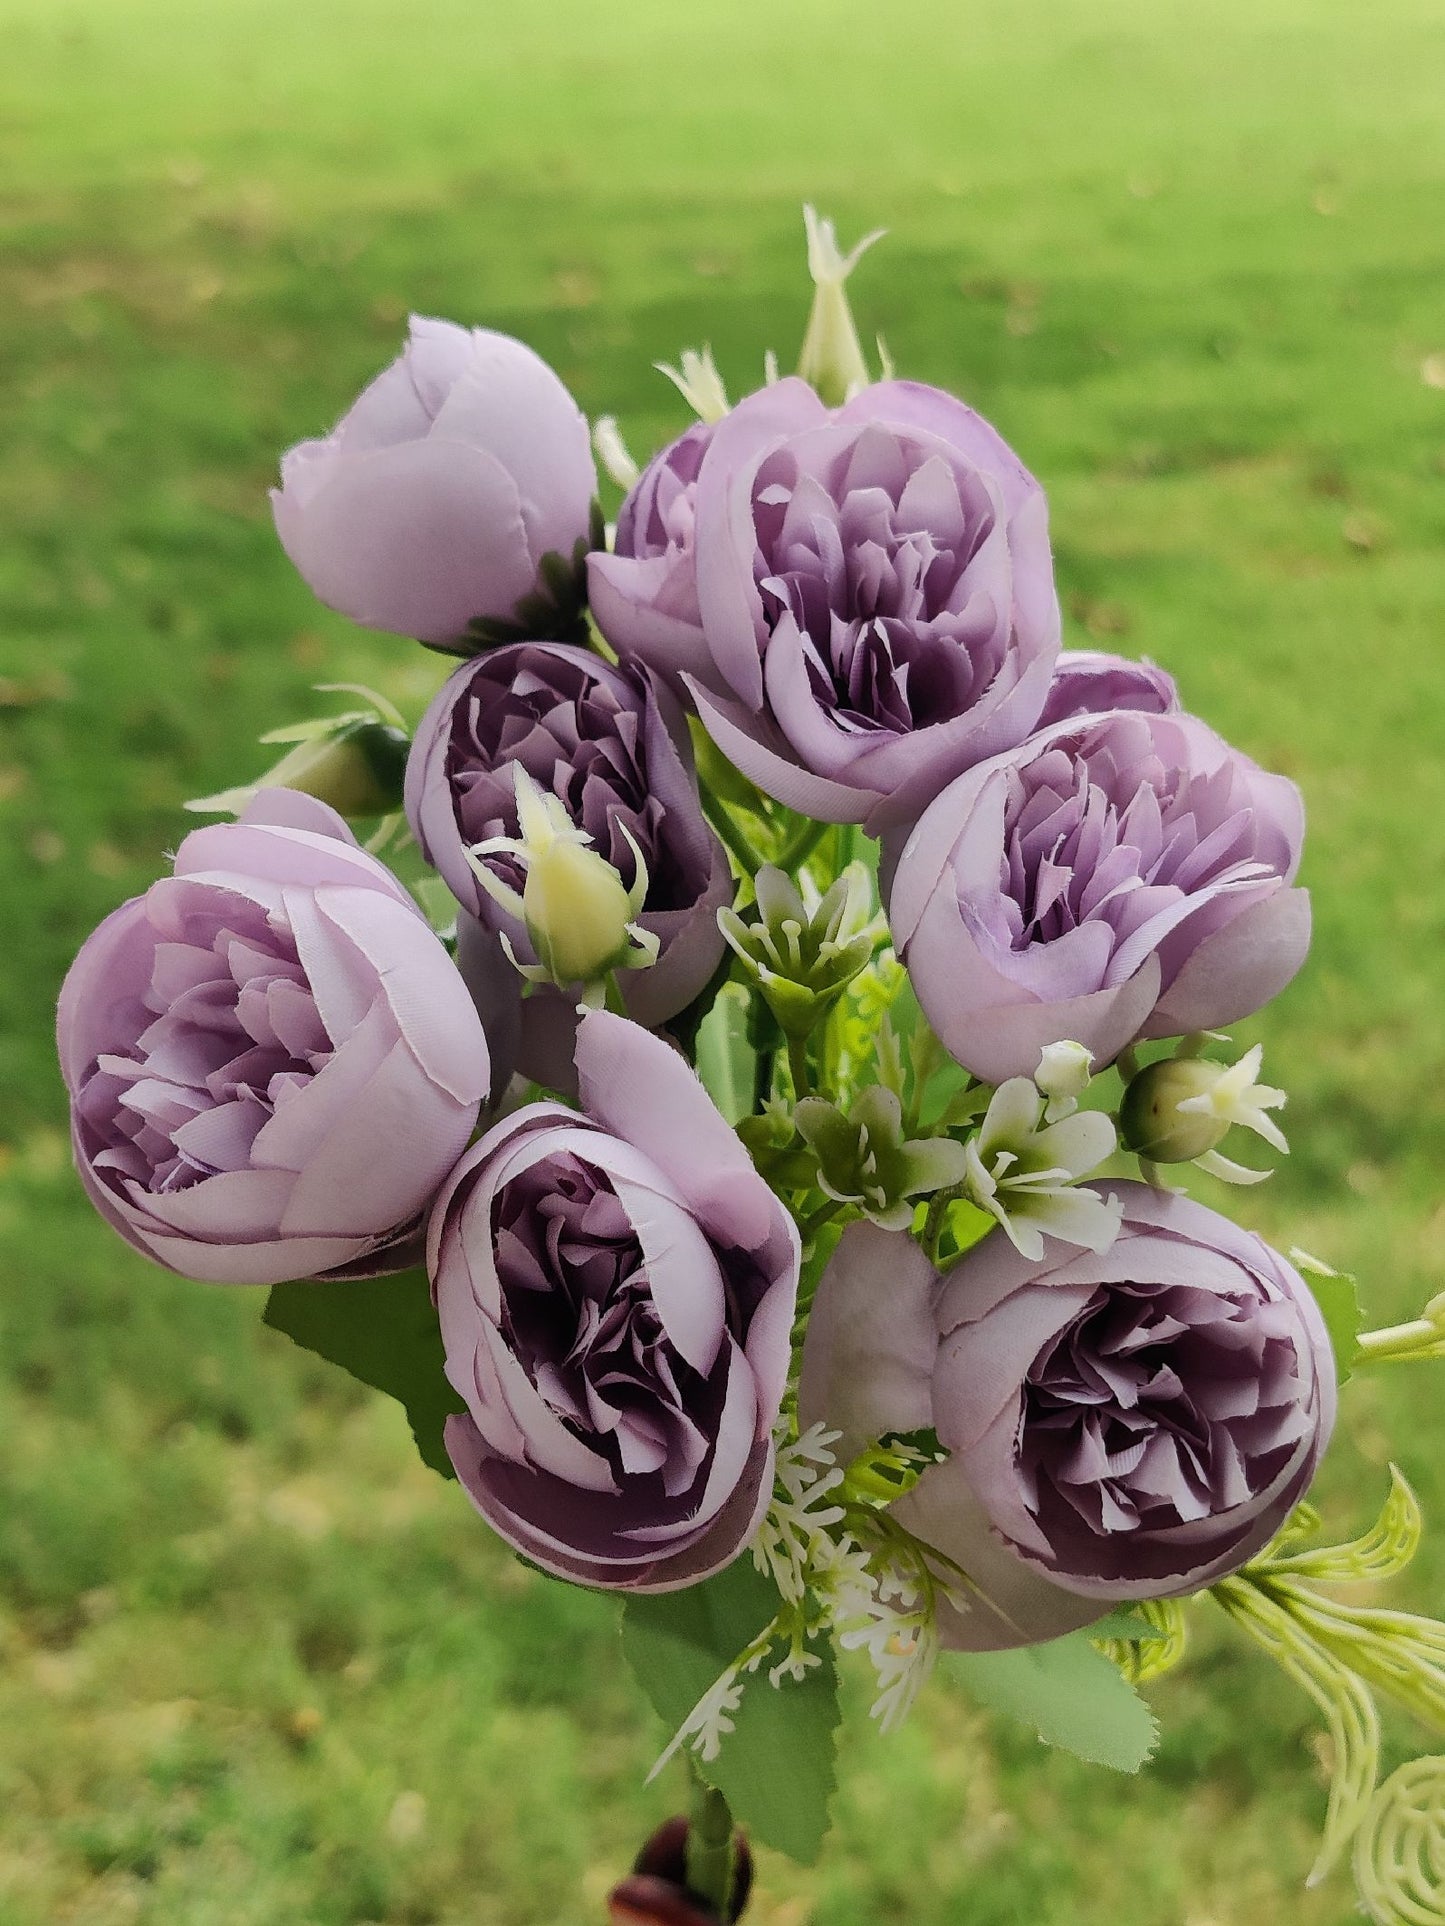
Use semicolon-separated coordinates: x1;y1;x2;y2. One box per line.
3;0;1445;1920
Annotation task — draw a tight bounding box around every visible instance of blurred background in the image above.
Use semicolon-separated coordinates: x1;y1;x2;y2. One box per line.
2;0;1443;1919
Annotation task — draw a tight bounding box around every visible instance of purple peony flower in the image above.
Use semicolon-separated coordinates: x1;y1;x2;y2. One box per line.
57;790;491;1286
404;641;732;1061
271;316;596;649
800;1191;1336;1645
1035;649;1179;729
888;708;1310;1084
590;378;1060;832
428;1011;800;1590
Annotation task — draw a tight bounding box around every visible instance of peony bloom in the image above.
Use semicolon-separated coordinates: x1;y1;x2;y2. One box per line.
404;641;731;1065
1035;649;1179;729
272;317;596;649
888;708;1310;1084
590;378;1060;832
800;1190;1336;1645
429;1012;800;1590
57;790;490;1285
924;1183;1336;1601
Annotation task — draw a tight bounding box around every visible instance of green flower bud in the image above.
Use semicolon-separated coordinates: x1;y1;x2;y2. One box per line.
719;863;878;1042
524;836;639;986
1119;1057;1233;1164
1119;1042;1288;1182
466;764;658;999
795;1085;966;1232
187;693;408;821
796;206;886;406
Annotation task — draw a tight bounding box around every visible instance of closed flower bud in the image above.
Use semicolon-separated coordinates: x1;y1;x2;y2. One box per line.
797;205;886;406
271;316;597;651
1120;1043;1288;1183
187;701;408;822
1034;1039;1093;1120
463;764;659;1001
523;835;638;986
613;1815;754;1925
1119;1056;1234;1164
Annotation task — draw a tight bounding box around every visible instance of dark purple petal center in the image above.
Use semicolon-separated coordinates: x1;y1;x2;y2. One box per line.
1019;1278;1306;1554
995;720;1278;974
750;432;1008;736
446;652;693;910
493;1155;715;1491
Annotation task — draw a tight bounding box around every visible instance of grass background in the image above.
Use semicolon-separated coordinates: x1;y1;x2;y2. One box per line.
2;0;1444;1919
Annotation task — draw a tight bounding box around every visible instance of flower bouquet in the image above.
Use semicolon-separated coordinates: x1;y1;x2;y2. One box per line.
57;211;1445;1924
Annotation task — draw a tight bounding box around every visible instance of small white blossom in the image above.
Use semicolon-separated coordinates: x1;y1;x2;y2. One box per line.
1176;1043;1288;1185
1034;1040;1094;1123
963;1077;1121;1259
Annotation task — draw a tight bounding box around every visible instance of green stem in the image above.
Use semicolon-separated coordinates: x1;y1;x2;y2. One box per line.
685;1773;737;1919
786;1032;812;1100
920;1183;965;1264
796;1196;846;1242
602;972;628;1016
775;815;830;874
1355;1319;1445;1366
699;779;766;878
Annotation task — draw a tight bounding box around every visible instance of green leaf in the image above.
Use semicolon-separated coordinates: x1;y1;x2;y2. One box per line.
695;982;754;1126
621;1559;840;1865
1290;1247;1365;1381
946;1629;1159;1772
263;1268;464;1480
1089;1609;1170;1642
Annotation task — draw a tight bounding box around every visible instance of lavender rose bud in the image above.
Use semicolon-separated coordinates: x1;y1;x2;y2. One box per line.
428;1011;800;1590
271;317;596;650
57;790;491;1286
404;641;732;1051
590;378;1060;832
1035;649;1179;729
801;1192;1336;1644
888;708;1310;1084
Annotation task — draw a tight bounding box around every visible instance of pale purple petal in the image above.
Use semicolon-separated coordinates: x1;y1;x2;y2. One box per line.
797;1223;939;1461
59;808;489;1285
271;316;597;648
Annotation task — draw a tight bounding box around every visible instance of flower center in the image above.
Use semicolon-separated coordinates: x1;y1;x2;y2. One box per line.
751;431;1004;738
446;651;691;911
76;894;329;1198
493;1155;714;1490
999;721;1277;970
1018;1278;1305;1554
